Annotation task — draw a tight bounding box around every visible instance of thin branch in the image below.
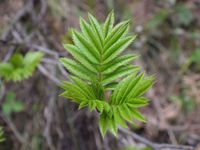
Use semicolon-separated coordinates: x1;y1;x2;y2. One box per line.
38;65;61;86
0;39;59;57
1;0;32;40
0;114;27;144
119;127;194;150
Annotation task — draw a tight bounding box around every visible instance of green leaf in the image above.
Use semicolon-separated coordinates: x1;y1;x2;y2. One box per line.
109;115;118;136
79;101;88;109
104;82;118;90
102;54;138;74
131;109;146;122
145;9;169;29
118;104;133;123
0;52;43;82
88;13;104;47
130;76;155;98
113;106;128;128
0;127;5;143
127;97;149;108
70;76;96;99
2;91;24;116
102;65;139;84
89;101;96;111
103;36;136;64
99;112;109;137
175;4;194;26
190;48;200;63
110;74;133;104
23;52;43;67
10;53;24;68
118;73;144;104
80;17;102;51
72;30;100;63
0;63;13;77
103;10;114;38
104;20;130;52
60;58;95;80
91;79;105;100
99;111;117;137
61;81;92;102
63;44;97;73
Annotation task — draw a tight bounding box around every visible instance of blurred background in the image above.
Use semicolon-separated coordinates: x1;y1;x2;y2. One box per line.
0;0;200;149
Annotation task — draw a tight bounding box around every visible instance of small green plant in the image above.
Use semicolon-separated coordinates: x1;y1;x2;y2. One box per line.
145;9;169;29
0;126;5;143
174;4;194;26
181;48;200;72
0;52;43;82
2;91;24;116
60;11;154;137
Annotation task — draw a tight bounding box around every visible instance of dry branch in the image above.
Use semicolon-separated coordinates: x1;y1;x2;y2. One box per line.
119;127;194;150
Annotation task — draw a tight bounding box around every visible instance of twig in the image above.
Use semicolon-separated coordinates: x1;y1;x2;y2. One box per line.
43;82;57;150
119;127;194;150
1;0;32;40
41;58;60;65
0;39;59;57
37;0;47;22
38;64;61;85
0;114;27;144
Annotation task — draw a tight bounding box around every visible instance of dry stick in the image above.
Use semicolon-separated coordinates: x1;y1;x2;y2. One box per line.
0;114;27;145
36;0;47;22
38;64;61;85
119;127;194;150
1;0;32;40
43;66;58;150
2;27;26;62
42;58;59;65
0;39;59;57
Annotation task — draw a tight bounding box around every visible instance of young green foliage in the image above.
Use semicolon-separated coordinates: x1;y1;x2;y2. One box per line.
0;126;5;143
0;52;43;82
60;11;154;137
2;91;24;116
